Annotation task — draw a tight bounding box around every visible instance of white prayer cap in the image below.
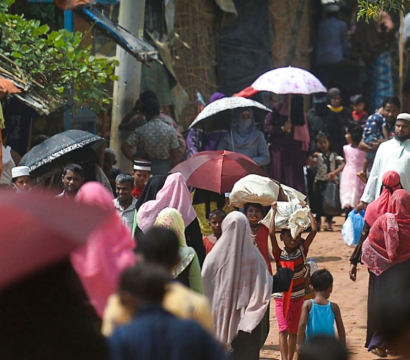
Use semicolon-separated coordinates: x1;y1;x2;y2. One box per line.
397;113;410;122
12;166;30;179
133;159;151;172
104;148;116;156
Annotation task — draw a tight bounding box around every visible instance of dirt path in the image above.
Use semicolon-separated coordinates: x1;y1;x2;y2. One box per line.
261;216;375;360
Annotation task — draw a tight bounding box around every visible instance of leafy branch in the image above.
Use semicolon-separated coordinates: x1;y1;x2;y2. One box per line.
0;2;118;113
357;0;408;21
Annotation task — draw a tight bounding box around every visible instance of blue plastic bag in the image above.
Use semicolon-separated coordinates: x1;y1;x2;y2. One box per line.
342;210;365;247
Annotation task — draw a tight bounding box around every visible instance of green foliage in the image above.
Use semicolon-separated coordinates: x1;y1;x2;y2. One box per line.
357;0;407;21
0;0;15;12
0;4;118;113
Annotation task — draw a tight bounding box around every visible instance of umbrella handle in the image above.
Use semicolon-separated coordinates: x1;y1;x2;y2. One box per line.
287;94;292;133
230;129;236;152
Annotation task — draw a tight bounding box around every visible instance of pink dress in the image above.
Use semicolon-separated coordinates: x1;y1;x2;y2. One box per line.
340;144;366;208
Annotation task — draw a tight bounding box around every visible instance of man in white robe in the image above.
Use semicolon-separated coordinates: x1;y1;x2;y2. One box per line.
358;113;410;209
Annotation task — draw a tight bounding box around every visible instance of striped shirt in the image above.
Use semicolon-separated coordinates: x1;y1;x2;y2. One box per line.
273;245;307;300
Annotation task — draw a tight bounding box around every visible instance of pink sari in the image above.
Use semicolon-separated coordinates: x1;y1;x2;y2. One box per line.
362;190;410;276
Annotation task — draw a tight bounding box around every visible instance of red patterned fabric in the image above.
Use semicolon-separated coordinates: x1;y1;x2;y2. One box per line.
364;170;402;227
362;190;410;275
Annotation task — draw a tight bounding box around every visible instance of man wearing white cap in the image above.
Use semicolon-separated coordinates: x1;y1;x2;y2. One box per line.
11;166;31;193
132;160;151;199
357;113;410;209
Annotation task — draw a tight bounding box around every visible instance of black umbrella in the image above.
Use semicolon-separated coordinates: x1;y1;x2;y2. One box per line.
20;130;106;183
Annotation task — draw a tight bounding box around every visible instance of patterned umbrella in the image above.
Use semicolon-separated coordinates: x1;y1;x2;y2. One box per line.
188;96;271;133
235;67;327;130
20;130;106;182
236;66;327;97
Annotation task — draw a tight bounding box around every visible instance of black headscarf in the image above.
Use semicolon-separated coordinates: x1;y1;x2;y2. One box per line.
192;189;226;220
290;95;305;126
135;175;166;211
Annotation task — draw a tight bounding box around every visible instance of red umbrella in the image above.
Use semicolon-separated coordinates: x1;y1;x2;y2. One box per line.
170;150;268;193
0;190;112;290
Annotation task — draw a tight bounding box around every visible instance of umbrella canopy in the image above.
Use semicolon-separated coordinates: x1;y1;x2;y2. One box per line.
0;190;112;290
188;96;271;133
20;130;106;182
170;150;268;193
235;66;327;97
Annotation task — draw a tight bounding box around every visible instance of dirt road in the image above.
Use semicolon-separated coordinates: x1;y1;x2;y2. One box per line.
261;216;374;360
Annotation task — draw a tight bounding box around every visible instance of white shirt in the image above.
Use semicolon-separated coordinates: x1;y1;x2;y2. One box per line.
1;146;15;185
113;197;137;231
361;138;410;203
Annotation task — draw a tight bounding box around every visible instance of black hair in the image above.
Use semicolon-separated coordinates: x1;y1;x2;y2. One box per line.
350;94;365;105
311;269;333;291
137;227;180;269
383;96;401;109
140;90;158;103
115;173;134;187
119;263;168;303
208;209;227;220
0;261;110;360
62;163;84;178
298;335;348;360
315;131;333;152
244;202;264;214
348;125;363;146
327;88;341;100
141;99;160;117
32;134;49;148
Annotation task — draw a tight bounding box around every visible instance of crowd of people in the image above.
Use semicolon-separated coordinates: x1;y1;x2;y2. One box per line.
3;82;410;360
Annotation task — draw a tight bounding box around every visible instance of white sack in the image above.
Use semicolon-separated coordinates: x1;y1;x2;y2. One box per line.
229;175;279;207
260;202;311;239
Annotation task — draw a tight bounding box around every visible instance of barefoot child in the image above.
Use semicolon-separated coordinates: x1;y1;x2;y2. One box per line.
202;209;226;255
297;269;346;348
270;201;317;360
309;132;345;231
246;202;272;274
340;126;366;215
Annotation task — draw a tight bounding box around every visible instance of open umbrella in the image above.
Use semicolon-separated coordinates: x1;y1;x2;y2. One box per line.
0;190;112;290
188;96;271;133
20;130;106;182
170;150;268;193
235;66;327;130
236;66;327;96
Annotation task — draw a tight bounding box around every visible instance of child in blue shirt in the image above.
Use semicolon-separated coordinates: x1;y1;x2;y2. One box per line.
357;112;389;182
297;269;346;349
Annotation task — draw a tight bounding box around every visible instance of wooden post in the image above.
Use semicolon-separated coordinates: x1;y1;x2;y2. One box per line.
400;11;405;106
110;0;146;173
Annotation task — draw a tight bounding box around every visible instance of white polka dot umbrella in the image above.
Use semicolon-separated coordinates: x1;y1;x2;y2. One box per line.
250;66;327;95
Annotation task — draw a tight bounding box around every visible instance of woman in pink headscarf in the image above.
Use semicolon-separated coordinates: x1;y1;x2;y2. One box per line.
362;190;410;357
349;171;402;357
136;173;206;265
349;170;402;280
71;182;136;318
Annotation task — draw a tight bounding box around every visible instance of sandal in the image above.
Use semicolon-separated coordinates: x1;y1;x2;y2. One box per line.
371;348;387;358
323;226;333;232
